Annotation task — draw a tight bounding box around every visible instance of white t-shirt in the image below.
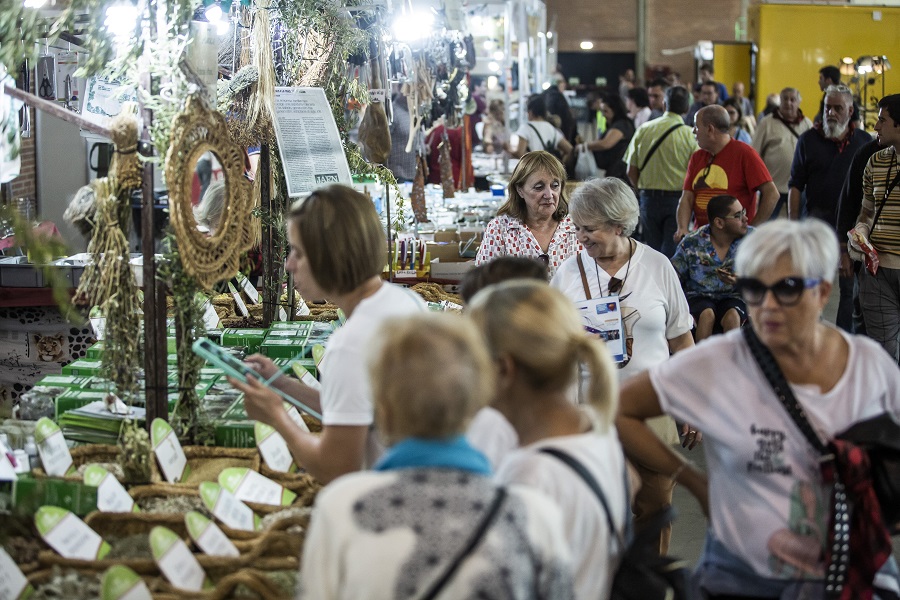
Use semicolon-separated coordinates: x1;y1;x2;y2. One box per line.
516;120;564;154
299;469;575;600
495;420;628;600
551;243;692;442
467;407;519;469
320;283;426;464
651;328;900;579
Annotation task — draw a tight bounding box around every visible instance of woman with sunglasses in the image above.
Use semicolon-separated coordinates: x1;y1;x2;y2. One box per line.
476;151;580;279
617;218;900;598
551;177;695;556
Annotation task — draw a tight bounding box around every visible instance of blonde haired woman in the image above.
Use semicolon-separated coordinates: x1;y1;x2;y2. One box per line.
299;313;575;599
468;280;628;599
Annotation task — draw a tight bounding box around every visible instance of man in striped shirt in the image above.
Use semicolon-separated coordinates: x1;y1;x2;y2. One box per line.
854;94;900;360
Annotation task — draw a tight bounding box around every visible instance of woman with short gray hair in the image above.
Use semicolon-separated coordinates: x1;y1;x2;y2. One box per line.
551;176;694;555
617;218;900;597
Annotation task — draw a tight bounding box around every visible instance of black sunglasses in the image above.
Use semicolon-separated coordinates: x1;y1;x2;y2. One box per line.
538;253;549;265
736;277;821;306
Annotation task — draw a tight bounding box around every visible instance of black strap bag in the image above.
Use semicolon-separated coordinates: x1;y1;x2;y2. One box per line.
539;447;694;600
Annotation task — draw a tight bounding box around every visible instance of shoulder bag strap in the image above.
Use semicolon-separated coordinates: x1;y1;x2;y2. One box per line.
871;159;900;233
528;123;549;151
418;486;507;600
639;123;685;171
773;112;800;139
576;253;592;300
538;447;627;547
741;327;827;453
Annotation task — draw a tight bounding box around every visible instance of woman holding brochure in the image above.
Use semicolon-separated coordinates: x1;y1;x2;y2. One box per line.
228;185;426;484
550;177;693;555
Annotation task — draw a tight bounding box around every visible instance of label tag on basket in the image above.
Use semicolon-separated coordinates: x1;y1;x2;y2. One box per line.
84;465;138;513
35;506;111;560
255;422;298;473
218;467;297;507
199;481;260;531
284;403;312;433
0;547;32;600
201;299;220;329
150;526;211;592
290;363;322;392
150;419;189;483
184;511;240;557
312;344;326;367
236;273;260;304
101;565;153;600
34;417;75;476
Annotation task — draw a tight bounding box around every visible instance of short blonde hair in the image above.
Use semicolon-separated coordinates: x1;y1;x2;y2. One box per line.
370;314;492;444
569;177;639;236
467;280;618;429
289;185;385;295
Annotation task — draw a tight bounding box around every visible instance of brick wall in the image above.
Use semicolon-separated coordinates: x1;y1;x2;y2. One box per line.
546;0;746;83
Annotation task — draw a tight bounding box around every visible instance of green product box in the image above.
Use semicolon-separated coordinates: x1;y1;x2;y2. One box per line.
35;374;94;389
167;337;177;354
221;329;267;354
61;359;102;376
268;322;309;331
214;420;256;448
264;329;310;340
55;389;110;420
86;341;105;359
13;476;98;516
221;396;248;421
260;337;306;359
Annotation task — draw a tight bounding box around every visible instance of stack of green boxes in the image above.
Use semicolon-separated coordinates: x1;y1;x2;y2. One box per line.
46;323;335;448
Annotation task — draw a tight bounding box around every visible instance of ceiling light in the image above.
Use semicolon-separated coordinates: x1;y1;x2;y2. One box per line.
580;41;593;50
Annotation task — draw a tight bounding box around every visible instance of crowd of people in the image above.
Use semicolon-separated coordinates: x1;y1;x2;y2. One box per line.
235;63;900;598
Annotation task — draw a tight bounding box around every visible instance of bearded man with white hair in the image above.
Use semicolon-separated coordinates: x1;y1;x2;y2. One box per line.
787;84;870;332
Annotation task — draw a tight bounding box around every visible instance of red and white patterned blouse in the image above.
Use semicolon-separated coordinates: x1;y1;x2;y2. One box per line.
475;214;581;279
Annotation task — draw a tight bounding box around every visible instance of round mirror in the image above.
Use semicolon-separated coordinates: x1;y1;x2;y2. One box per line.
166;96;255;289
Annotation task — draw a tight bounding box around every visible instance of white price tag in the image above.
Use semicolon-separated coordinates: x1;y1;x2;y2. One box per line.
34;418;74;476
218;467;296;507
284;404;312;432
84;465;137;513
255;423;297;473
199;482;259;531
369;88;387;102
150;527;208;592
151;419;188;483
185;511;239;558
394;269;417;279
36;507;109;560
0;547;30;600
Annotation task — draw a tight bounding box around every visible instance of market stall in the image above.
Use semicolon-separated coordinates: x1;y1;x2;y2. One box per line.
0;0;540;596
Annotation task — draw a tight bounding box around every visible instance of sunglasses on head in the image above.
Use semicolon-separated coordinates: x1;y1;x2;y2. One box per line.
736;276;821;306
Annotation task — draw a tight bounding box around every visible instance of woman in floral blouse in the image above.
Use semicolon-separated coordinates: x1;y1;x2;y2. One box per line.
475;151;580;279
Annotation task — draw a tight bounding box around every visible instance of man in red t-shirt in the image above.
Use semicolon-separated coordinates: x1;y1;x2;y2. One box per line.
675;106;778;243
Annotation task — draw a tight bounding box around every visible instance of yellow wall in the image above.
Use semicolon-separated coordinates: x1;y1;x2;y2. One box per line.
750;3;900;128
713;42;754;102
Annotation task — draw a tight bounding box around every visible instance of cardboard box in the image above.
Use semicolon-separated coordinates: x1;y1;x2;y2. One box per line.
86;341;105;359
214;420;256;448
221;329;267;354
433;230;459;243
260;337;307;359
430;258;476;282
54;389;110;419
35;374;94;389
426;242;461;262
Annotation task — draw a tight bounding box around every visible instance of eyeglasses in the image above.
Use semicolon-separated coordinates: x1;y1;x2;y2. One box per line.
723;209;747;220
736;277;821;306
538;253;549;265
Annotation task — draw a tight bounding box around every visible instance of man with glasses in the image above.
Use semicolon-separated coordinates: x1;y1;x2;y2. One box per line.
671;194;752;341
853;94;900;360
675;105;778;242
788;84;870;332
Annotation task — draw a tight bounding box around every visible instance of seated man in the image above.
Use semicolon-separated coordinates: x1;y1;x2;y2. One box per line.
671;194;752;341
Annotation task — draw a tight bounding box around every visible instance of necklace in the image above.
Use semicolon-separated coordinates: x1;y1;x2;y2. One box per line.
594;238;634;296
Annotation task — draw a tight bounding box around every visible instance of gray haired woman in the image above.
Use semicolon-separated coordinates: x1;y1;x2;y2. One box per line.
617;218;900;598
551;176;694;555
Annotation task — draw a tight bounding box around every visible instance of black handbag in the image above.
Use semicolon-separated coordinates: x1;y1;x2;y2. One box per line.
836;413;900;533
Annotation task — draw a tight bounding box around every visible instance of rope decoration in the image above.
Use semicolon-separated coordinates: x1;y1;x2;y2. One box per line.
165;95;255;290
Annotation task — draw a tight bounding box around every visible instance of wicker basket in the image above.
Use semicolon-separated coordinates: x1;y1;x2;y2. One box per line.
150;446;260;486
30;443;123;482
26;566;293;599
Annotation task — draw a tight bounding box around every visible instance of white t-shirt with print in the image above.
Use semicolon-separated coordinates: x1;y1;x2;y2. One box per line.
516;120;564;154
651;328;900;579
320;283;427;464
495;422;628;600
